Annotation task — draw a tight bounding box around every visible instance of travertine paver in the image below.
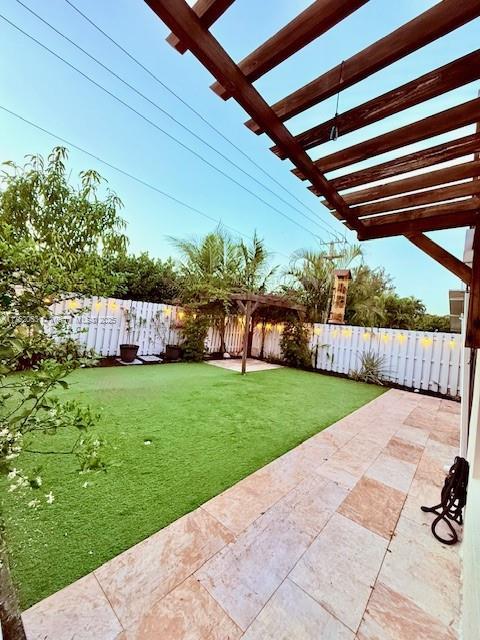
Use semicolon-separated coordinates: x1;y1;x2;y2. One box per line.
22;389;462;640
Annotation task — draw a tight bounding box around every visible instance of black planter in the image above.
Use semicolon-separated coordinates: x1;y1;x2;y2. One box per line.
119;344;139;363
165;344;183;361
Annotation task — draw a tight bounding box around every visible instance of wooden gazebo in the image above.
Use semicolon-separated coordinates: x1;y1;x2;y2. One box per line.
230;292;305;374
145;0;480;346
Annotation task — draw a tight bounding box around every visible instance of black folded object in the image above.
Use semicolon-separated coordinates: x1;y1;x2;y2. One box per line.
421;456;469;545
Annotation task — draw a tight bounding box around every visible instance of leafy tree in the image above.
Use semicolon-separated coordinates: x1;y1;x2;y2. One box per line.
345;265;392;327
383;294;426;330
1;147;127;495
111;252;180;302
416;313;451;332
236;232;277;293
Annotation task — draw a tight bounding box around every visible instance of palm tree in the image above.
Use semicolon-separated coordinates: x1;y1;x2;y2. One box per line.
286;242;362;322
236;232;278;294
171;228;277;353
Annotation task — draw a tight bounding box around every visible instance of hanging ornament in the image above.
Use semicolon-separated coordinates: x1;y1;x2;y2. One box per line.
329;60;345;142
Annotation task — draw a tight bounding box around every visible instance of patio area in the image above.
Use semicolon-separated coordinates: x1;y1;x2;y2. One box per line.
22;388;461;640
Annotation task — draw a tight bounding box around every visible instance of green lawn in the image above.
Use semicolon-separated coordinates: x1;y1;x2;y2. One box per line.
2;363;384;609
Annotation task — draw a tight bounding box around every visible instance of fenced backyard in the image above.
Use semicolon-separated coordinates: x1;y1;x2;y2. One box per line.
46;296;462;397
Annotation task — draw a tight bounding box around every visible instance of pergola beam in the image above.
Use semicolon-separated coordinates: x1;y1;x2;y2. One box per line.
211;0;369;99
358;202;480;240
294;98;480;177
319;134;480;193
245;0;480;133
272;50;480;158
321;161;480;207
407;233;472;285
350;181;480;218
148;0;363;231
166;0;235;53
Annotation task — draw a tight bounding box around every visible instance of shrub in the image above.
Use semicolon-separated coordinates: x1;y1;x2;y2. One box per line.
280;319;312;368
351;350;389;385
181;314;210;362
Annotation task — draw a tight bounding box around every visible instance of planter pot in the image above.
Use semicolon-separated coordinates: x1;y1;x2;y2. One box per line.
165;344;183;361
119;344;139;363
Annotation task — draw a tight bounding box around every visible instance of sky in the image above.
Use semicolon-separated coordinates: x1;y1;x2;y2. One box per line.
1;0;479;314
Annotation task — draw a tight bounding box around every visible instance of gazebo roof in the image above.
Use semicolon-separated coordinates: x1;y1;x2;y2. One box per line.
143;0;480;345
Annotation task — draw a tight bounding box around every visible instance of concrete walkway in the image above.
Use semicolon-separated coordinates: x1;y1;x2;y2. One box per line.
22;389;462;640
206;357;283;373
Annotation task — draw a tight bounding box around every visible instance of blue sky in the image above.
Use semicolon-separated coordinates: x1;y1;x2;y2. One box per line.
1;0;478;313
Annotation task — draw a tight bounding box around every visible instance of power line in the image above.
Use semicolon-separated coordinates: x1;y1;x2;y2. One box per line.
15;0;335;238
3;7;331;242
63;0;343;239
0;103;293;261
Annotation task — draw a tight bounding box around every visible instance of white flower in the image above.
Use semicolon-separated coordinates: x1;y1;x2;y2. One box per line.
82;481;91;489
28;499;40;509
5;453;19;460
45;492;55;505
92;439;100;448
0;428;10;437
34;476;42;487
143;440;152;446
7;468;17;480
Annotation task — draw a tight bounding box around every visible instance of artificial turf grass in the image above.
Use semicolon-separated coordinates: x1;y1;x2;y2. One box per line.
2;363;385;609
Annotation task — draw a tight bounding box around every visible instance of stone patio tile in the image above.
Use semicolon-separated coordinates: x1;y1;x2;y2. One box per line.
242;578;354;640
365;453;417;493
94;508;233;629
439;399;461;415
316;419;363;449
430;427;460;448
196;475;347;630
357;581;457;640
203;452;307;535
394;424;429;447
290;513;387;633
401;478;443;527
338;476;405;539
394;515;462;557
117;576;241;640
383;435;424;465
22;574;122;640
378;529;461;629
403;406;436;431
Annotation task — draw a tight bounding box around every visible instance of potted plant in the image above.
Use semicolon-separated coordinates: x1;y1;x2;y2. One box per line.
120;308;146;362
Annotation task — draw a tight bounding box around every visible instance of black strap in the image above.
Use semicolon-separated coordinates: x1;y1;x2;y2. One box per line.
421;456;469;545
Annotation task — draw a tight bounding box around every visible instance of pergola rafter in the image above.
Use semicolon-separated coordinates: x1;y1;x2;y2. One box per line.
149;0;480;344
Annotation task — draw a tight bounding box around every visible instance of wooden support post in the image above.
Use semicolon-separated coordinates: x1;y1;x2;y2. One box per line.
467;226;480;348
241;300;252;375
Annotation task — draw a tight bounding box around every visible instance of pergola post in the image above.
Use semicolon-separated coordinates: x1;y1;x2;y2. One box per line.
241;300;252;375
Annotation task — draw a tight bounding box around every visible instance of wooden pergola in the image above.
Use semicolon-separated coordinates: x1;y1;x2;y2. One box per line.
145;0;480;345
230;292;305;374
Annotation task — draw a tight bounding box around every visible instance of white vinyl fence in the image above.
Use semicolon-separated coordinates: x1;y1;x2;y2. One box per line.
45;297;462;397
45;296;244;357
252;322;462;397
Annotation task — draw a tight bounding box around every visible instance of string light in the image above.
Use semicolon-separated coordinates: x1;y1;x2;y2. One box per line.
313;327;322;336
421;337;433;347
362;331;371;340
396;334;406;343
163;308;172;317
449;338;456;349
177;310;185;320
381;334;389;343
342;328;352;337
67;299;79;310
94;301;103;311
109;301;118;311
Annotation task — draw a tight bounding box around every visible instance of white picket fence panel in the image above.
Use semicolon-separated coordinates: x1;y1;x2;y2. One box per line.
45;298;462;397
252;323;462;397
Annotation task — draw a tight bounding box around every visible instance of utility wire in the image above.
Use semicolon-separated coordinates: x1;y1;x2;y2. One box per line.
0;102;292;261
63;0;343;238
5;6;330;242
